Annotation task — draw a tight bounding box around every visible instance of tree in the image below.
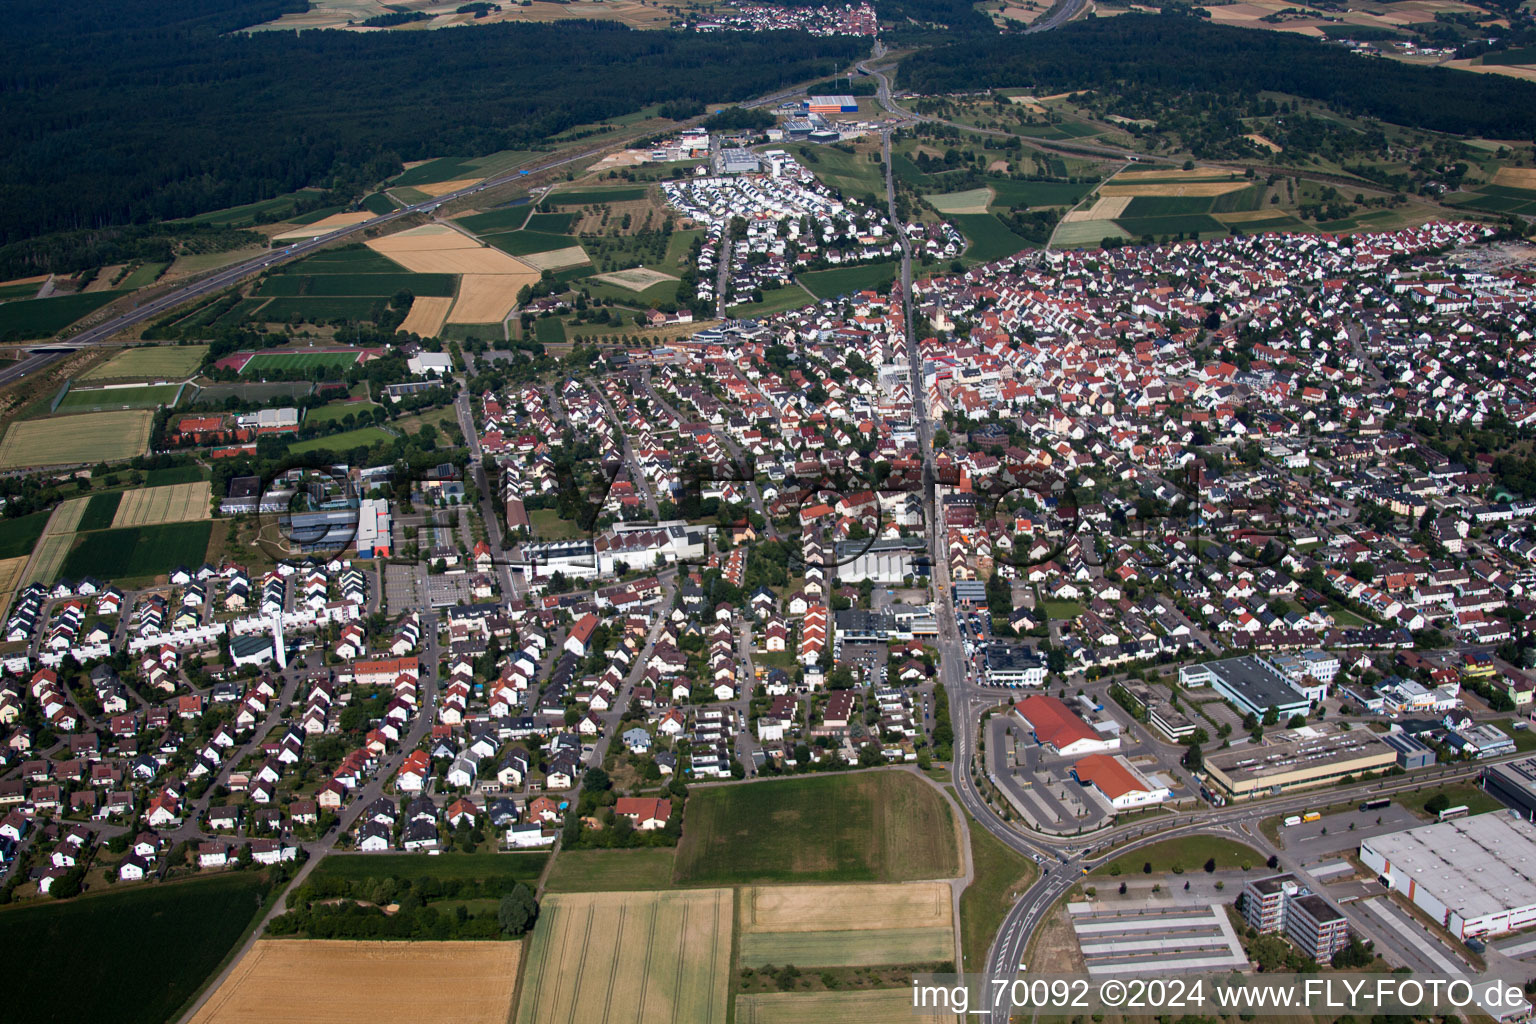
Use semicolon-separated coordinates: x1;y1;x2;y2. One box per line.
582;767;611;793
498;883;538;936
1182;742;1203;771
1424;792;1450;815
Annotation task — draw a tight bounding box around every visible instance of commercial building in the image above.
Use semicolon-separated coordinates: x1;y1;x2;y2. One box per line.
1483;757;1536;820
1381;730;1435;770
1072;753;1170;811
354;497;391;559
1268;650;1340;701
1013;694;1119;757
1123;684;1195;741
834;537;923;583
1180;656;1312;719
1240;873;1350;964
985;644;1045;688
1360;813;1536;938
1202;722;1396;799
1446;723;1516;759
807;94;859;113
715;148;760;175
230;634;275;668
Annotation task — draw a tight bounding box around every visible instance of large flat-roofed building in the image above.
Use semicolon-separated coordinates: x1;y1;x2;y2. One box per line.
1360;813;1536;938
1484;758;1536;820
807;94;859;113
1072;753;1170;811
1240;873;1350;963
1203;722;1395;800
1267;650;1340;701
1181;656;1312;719
834;537;923;583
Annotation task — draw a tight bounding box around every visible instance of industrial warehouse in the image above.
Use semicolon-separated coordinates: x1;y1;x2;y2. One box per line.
1201;722;1396;799
1360;813;1536;939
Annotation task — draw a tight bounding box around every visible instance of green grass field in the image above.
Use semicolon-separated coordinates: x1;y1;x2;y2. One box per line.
959;809;1039;972
794;145;886;198
988;179;1094;209
949;213;1029;262
0;282;42;301
456;206;534;234
308;851;548;885
304;401;378;426
251;297;385;323
727;283;815;319
800;261;898;300
1094;836;1263;876
55;383;182;413
362;192;397;215
525;211;576;233
81;345;207;381
391;149;536;187
0;871;271;1024
288;246;406;274
0;511;50;560
0;292;124;341
118;263;168;290
533;318;567;344
240;350;363;375
1114;213;1226;238
542;185;649;205
1122;195;1218;217
182;191;317;227
60;520;212;580
256;273;456;298
528;507;584;540
286;425;394;455
79;491;123;531
1397;784;1504;819
544;848;677;891
674;771;958;885
482;230;586;257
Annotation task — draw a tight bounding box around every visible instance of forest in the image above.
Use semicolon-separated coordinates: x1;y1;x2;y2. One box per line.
901;14;1536;140
0;0;866;248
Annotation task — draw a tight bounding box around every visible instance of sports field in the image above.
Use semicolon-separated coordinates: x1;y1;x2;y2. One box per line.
674;771;958;885
738;881;955;968
736;990;958;1024
517;889;731;1024
240;350;363;375
0;409;153;468
190;940;519;1024
112;482;212;528
60;521;212;580
54;383;183;413
81;345;207;381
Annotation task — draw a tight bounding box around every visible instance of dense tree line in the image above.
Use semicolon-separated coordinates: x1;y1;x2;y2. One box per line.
1;0;866;246
901;14;1536;140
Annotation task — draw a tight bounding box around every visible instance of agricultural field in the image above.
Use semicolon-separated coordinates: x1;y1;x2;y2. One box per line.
145;464;208;486
949;213;1030;262
390;150;538;187
271;211;373;242
398;295;454;338
80;345;208;381
516;888;731;1024
792;144;886;198
0;510;51;560
252;297;384;322
366;224;539;322
799;262;899;300
60;520;213;580
79;491;123;531
736;990;958;1024
112;482;212;528
542;185;650;206
0;872;271;1024
54;383;184;413
182;189;328;228
727;283;815;319
240;349;364;375
0;409;154;469
987;179;1095;209
591;267;679;293
543;848;677;892
674;771;958;885
0;555;27;615
1443;177;1536;217
255;272;456;297
925;187;994;214
738;882;955;968
189;940;519;1024
0;291;124;341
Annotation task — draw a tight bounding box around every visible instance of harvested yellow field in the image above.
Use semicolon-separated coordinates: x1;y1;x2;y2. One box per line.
517;889;731;1024
189;940;519;1024
0;410;153;469
1444;59;1536;82
398;296;454;337
0;274;48;288
112;482;212;528
1100;181;1249;197
736;990;958;1024
1051;218;1125;248
0;555;29;613
518;245;591;272
85;266;127;293
1245;132;1282;152
449;274;531;323
1115;166;1233;181
414;178;481;197
592;267;678;292
271;211;375;242
1496;167;1536;189
369;225;541;280
743;882;952;933
1062;195;1132;223
48;495;90;536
